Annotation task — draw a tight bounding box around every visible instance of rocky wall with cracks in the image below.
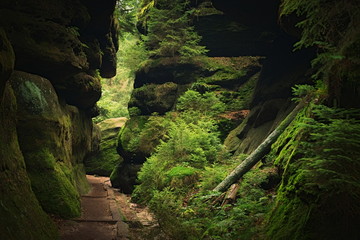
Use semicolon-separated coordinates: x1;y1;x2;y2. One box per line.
0;0;118;238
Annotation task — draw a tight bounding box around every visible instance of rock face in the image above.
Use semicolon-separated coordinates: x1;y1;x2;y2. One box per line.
10;71;91;218
0;0;118;238
0;83;58;240
0;0;118;110
200;0;315;155
0;28;14;98
84;117;127;176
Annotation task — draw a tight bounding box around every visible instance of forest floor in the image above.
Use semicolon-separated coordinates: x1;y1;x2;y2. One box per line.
55;175;166;240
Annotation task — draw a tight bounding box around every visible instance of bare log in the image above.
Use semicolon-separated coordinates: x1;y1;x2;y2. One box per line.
213;101;305;192
221;183;240;206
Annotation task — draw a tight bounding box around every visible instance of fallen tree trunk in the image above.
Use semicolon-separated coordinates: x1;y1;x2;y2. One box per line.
213;101;305;192
221;183;240;206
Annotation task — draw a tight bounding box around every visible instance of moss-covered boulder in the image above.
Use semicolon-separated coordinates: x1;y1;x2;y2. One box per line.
129;82;179;115
110;163;142;194
84;117;127;176
10;71;90;218
116;116;150;164
113;115;171;193
117;115;170;164
0;82;58;239
131;56;262;120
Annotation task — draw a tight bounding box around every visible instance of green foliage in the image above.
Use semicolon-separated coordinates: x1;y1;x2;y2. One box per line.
267;104;360;239
94;33;148;123
115;0;139;37
128;106;141;117
85;137;123;176
131;88;273;239
280;0;360;104
176;90;226;117
118;116;149;154
132;113;222;202
291;84;316;99
140;0;208;59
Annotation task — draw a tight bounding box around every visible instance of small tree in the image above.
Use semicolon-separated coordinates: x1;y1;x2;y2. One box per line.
141;0;208;58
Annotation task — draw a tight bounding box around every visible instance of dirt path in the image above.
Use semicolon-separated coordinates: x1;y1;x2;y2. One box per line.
57;175;129;240
56;175;165;240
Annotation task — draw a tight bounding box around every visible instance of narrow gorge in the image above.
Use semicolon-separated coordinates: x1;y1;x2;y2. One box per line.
1;0;359;239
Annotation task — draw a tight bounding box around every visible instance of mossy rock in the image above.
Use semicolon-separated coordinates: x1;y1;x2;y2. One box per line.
10;71;90;217
117;116;150;163
267;105;360;239
28;160;81;218
196;56;262;89
0;9;88;81
134;57;203;87
0;83;58;239
61;72;102;109
85;118;127;176
224;99;293;155
117;115;169;164
110;163;142;194
129;82;179;115
0;0;90;28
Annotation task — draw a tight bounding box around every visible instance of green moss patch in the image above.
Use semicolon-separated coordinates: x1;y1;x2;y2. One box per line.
85;136;123;176
267;104;360;239
0;171;59;240
29;162;81;218
0;85;58;239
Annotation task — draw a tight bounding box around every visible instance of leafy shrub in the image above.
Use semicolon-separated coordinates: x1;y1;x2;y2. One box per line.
176;90;226;117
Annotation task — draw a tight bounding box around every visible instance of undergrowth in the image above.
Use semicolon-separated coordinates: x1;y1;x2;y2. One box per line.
267;103;360;239
132;90;275;239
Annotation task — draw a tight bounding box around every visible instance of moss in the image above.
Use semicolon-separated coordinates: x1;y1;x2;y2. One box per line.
265;106;312;239
85;136;123;176
19;130;83;218
0;171;59;240
0;84;58;239
72;163;91;195
29;161;81;218
129;82;178;115
266;104;360;239
117;116;149;159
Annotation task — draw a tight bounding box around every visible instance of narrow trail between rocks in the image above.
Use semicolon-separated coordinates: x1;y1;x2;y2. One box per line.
56;175;163;240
